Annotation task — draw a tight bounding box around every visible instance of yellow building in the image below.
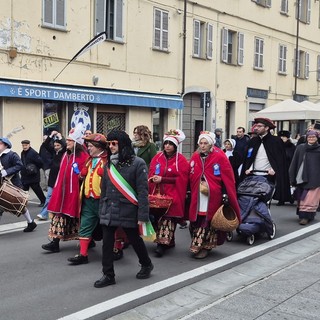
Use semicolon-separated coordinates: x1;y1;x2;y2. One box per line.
1;1;320;157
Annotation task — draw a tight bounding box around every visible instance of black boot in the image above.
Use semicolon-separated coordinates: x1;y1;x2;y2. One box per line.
155;244;165;257
136;263;154;279
68;254;88;265
42;240;60;253
113;248;124;261
94;275;116;288
23;220;37;232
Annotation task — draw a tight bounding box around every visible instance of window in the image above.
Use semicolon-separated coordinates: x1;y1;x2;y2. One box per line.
278;44;287;74
294;49;309;79
297;0;311;24
254;37;264;70
280;0;288;14
153;8;168;51
193;20;213;59
252;0;271;8
42;0;66;30
221;28;244;65
95;0;123;41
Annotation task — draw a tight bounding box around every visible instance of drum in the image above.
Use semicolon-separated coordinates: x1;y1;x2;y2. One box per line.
0;181;29;217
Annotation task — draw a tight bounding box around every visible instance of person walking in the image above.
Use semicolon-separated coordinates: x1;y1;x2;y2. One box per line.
188;131;241;259
41;125;89;253
148;129;189;257
68;133;108;265
289;130;320;225
0;137;37;232
233;126;250;161
94;130;153;288
223;138;242;187
20;140;46;207
37;131;66;220
240;118;292;205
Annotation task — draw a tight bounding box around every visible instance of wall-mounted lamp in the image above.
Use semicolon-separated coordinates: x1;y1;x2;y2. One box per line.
176;8;182;14
92;75;99;86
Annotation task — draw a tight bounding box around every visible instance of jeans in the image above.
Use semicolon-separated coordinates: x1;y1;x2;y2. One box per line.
39;186;53;219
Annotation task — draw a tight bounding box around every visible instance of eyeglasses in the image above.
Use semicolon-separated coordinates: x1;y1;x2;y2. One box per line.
106;140;118;147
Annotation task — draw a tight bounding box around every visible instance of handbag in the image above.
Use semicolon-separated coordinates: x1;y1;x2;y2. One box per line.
148;186;173;210
211;204;239;232
26;163;38;176
199;181;209;195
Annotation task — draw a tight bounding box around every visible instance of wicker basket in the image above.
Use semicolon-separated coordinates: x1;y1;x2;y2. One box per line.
211;205;239;232
148;193;173;209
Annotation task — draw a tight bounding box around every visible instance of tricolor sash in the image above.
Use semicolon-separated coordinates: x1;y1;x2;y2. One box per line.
107;163;138;206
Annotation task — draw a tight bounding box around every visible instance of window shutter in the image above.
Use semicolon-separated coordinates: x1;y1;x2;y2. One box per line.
114;0;123;41
55;0;65;28
221;28;228;62
266;0;271;8
317;55;320;81
95;0;106;35
206;23;213;60
154;9;161;48
193;20;200;57
162;11;169;50
307;0;311;24
43;0;53;25
237;32;244;65
305;52;309;79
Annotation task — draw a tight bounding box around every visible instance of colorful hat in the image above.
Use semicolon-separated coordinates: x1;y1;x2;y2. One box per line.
306;130;319;138
254;117;276;129
198;131;216;146
163;129;185;147
68;123;84;145
0;137;12;149
84;133;107;148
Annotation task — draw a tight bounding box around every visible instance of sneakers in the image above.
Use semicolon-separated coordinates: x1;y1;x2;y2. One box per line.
37;214;47;221
42;241;60;253
136;263;154;279
23;221;37;232
68;254;88;265
113;248;124;261
94;275;116;288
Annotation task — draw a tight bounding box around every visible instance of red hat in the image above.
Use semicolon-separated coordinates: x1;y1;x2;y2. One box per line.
254;117;276;129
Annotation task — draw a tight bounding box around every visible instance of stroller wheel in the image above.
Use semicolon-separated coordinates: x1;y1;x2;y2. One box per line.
268;223;276;240
226;232;233;242
246;234;255;245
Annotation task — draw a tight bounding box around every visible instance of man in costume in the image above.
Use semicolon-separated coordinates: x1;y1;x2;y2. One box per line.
68;133;108;265
0;137;37;232
241;118;291;204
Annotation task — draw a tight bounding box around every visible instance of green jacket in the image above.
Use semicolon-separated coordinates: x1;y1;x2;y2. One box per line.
136;142;157;168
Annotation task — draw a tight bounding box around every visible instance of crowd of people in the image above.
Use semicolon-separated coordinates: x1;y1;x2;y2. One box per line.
0;117;319;288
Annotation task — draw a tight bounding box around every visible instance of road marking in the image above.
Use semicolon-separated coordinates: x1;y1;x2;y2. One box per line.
57;223;320;320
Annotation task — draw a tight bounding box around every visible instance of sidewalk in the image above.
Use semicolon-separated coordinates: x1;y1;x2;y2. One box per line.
110;232;320;320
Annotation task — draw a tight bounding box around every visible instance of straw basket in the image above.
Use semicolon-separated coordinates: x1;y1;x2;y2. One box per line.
148;193;173;209
211;205;239;232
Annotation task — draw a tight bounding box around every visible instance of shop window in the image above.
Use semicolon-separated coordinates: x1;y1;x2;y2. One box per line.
43;101;63;136
97;112;126;135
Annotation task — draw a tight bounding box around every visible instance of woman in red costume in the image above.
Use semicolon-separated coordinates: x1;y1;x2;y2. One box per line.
42;124;89;253
189;131;241;259
148;129;189;257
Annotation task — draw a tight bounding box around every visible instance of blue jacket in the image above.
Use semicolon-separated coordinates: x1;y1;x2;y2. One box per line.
0;150;24;188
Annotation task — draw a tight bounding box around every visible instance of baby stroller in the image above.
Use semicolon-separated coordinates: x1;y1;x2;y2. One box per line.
229;171;276;245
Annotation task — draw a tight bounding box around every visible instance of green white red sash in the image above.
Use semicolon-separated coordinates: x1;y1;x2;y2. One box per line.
107;163;138;206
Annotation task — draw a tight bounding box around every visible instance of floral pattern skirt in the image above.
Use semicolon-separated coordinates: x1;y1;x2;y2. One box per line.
189;216;217;254
48;213;79;241
155;217;178;247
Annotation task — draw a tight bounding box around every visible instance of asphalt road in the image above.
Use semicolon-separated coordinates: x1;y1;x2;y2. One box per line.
0;196;318;320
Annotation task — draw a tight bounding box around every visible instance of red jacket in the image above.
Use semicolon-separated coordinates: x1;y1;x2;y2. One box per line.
48;150;89;218
188;148;241;223
148;152;189;218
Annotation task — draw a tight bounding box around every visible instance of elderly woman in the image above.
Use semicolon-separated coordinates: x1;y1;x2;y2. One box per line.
223;138;242;187
148;129;189;257
289;130;320;225
189;131;241;259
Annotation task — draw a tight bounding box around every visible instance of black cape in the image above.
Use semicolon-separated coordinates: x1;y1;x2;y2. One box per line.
241;133;291;202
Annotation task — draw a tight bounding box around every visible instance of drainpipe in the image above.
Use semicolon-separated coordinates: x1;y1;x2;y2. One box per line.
293;0;300;101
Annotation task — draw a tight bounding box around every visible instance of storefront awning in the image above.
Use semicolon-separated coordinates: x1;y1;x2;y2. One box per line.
0;79;184;110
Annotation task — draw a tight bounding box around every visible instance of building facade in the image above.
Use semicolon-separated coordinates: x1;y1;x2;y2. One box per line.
1;1;320;158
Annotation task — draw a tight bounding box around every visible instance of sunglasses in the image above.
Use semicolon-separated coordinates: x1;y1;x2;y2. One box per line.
106;140;118;146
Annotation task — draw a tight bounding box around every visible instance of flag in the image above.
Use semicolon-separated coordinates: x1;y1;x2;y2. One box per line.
53;32;107;81
139;221;156;242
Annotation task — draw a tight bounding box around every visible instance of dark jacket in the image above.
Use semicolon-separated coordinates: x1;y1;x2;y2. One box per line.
241;132;291;202
99;156;149;228
20;147;43;184
0;150;24;188
39;142;53;170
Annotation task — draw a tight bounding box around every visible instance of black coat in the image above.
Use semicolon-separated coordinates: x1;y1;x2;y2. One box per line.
241;133;291;202
0;150;23;188
20;147;43;184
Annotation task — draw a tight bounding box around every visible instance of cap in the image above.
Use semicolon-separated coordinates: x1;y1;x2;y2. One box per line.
254;117;276;129
21;140;30;144
0;137;12;148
